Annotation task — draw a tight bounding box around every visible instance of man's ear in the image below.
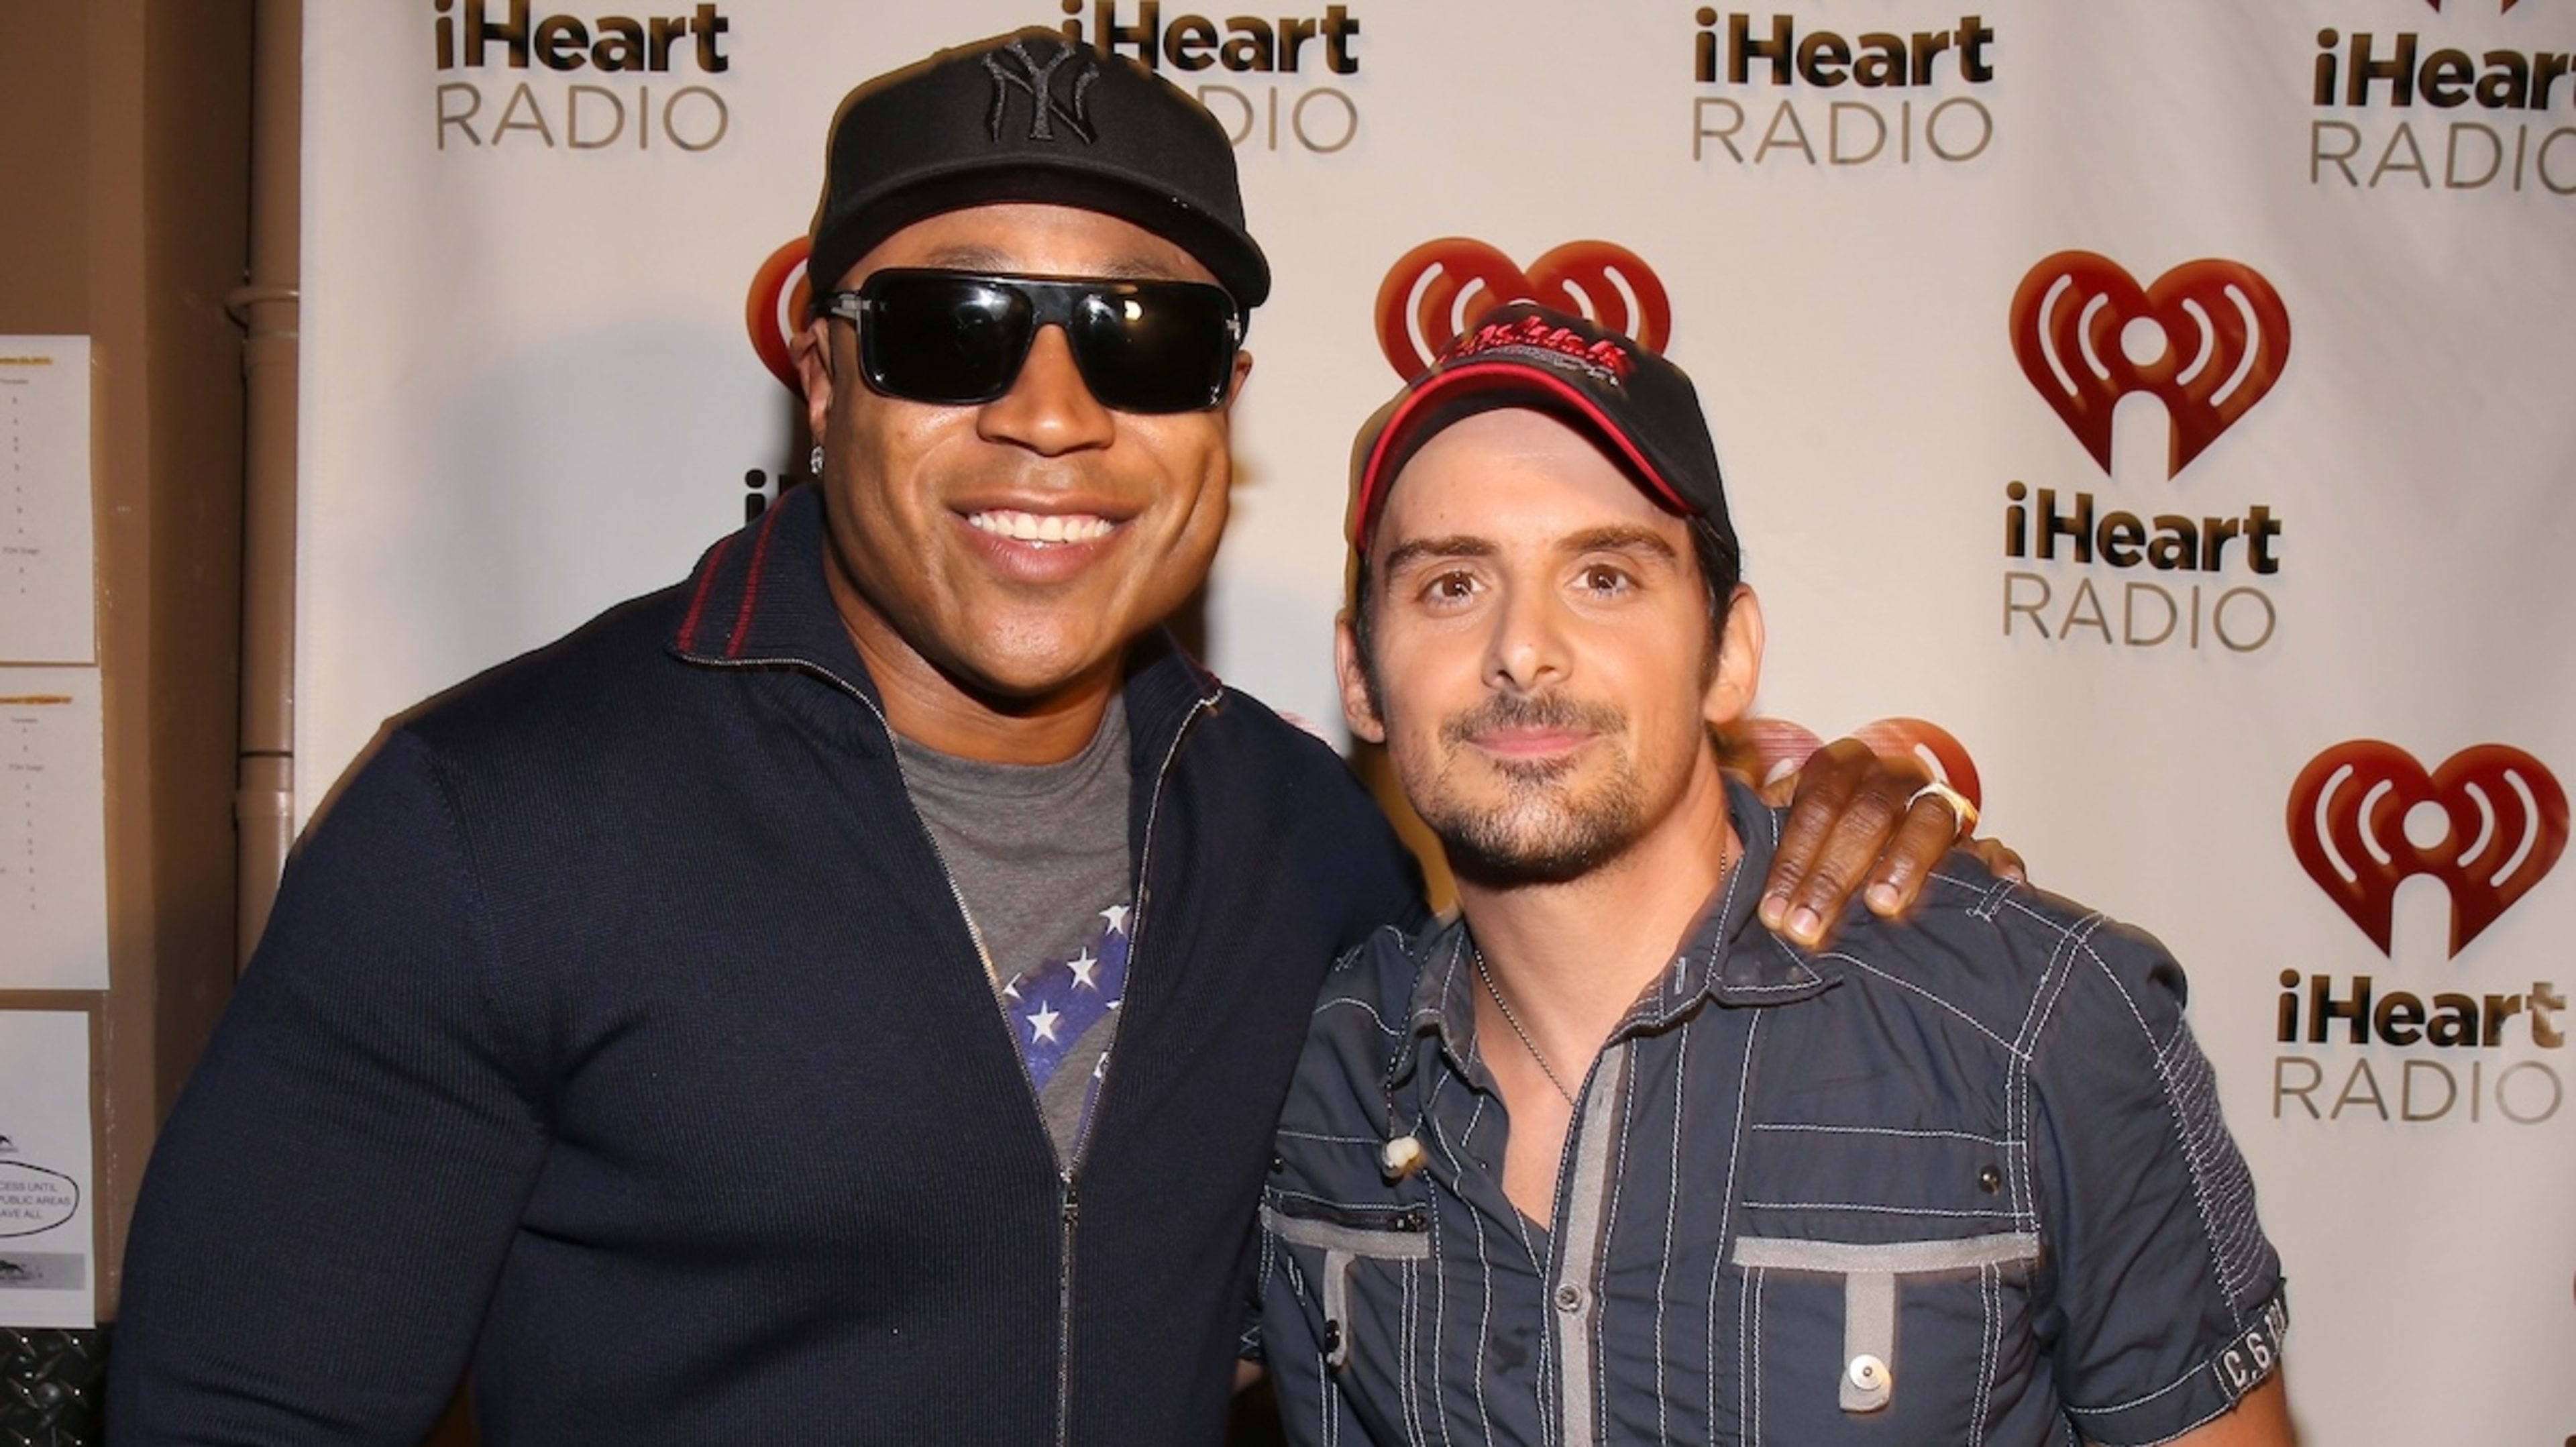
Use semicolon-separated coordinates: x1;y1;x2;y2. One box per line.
1703;585;1765;730
1334;612;1387;745
1225;347;1254;409
792;319;837;446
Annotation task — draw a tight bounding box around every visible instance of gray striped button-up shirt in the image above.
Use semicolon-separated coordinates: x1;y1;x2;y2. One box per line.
1252;782;2286;1446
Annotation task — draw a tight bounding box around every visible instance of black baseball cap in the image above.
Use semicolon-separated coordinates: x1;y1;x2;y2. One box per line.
809;29;1271;307
1348;303;1734;555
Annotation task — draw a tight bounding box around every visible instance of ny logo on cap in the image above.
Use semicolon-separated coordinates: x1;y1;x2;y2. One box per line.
985;38;1099;145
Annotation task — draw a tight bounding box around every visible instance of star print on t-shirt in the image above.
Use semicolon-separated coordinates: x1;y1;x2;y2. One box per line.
997;900;1133;1140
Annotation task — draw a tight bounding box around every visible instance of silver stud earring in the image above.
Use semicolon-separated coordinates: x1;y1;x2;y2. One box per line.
808;443;825;476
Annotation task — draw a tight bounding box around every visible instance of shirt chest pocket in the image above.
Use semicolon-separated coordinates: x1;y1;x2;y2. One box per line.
1729;1232;2041;1440
1260;1196;1429;1374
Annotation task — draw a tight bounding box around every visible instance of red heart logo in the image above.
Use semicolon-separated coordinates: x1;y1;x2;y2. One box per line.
2288;742;2567;957
746;236;812;394
2010;251;2290;478
1377;239;1672;380
1736;716;1984;816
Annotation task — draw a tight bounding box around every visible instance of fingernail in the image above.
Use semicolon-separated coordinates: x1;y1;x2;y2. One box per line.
1759;894;1788;926
1865;884;1900;914
1788;906;1822;943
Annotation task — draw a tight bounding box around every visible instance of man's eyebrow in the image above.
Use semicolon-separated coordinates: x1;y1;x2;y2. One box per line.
1092;255;1181;280
1380;536;1497;573
915;248;1186;281
918;244;1016;272
1560;525;1681;561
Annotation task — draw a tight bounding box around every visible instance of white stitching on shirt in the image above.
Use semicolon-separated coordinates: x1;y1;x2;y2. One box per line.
1729;1263;1749;1446
1739;1199;2019;1219
1749;1266;1765;1446
2012;910;2100;1233
2076;934;2265;1326
1653;1025;1689;1447
1318;996;1404;1035
1827;951;2026;1055
2066;1352;2216;1413
1729;1232;2038;1272
1973;1259;1998;1447
1277;1128;1394;1147
1597;1044;1645;1447
1750;1122;2010;1146
1400;1248;1423;1446
1511;1200;1548;1441
1925;866;2018;922
1716;1010;1761;1446
1266;1187;1430;1222
1426;1183;1454;1447
1430;1095;1498;1447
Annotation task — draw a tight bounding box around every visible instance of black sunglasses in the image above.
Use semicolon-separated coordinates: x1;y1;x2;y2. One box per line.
818;269;1246;415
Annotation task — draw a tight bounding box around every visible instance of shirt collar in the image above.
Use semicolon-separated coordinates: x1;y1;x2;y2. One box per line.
1391;776;1841;1086
668;482;868;682
666;482;1224;755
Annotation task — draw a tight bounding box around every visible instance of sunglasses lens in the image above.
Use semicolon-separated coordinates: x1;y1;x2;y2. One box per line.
851;272;1239;413
859;275;1031;405
1070;286;1240;413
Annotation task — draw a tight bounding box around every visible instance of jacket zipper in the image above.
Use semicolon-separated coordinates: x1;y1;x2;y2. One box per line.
1051;692;1212;1447
716;654;1212;1447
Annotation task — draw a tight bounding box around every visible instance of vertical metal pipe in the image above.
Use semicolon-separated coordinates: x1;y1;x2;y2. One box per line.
231;0;301;969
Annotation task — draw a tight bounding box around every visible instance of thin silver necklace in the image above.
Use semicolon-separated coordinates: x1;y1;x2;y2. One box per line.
1470;941;1580;1109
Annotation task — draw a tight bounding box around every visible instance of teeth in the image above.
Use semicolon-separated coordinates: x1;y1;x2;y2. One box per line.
968;509;1116;545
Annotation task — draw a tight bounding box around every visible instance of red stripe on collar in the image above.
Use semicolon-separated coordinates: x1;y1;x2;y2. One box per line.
674;533;737;655
724;502;788;660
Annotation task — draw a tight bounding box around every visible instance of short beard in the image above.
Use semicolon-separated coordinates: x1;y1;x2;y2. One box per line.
1409;692;1645;887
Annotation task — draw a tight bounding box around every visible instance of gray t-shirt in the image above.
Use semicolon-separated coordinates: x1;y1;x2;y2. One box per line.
894;698;1134;1164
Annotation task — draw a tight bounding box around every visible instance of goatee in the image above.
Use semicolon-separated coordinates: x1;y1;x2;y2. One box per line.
1421;692;1644;886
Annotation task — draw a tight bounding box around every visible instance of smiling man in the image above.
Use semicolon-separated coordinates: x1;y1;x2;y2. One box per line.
107;33;1973;1447
1254;305;2293;1446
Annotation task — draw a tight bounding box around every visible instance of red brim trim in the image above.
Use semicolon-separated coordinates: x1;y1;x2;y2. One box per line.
1350;362;1691;549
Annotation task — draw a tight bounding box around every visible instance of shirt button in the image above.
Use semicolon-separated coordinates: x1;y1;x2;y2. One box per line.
1848;1354;1890;1392
1978;1165;2002;1193
1553;1283;1587;1314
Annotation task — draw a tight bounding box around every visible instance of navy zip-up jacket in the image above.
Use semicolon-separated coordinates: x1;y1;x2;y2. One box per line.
109;486;1426;1446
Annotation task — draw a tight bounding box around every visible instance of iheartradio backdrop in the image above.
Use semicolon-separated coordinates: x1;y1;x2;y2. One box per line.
301;3;2575;1440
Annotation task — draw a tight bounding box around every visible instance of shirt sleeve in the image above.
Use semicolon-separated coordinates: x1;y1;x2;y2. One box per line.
2031;917;2289;1446
105;731;551;1445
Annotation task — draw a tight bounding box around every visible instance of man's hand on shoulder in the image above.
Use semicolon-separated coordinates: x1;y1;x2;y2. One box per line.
1757;735;2027;948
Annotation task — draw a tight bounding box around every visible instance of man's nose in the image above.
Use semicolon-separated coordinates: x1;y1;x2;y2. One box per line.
977;325;1116;454
1484;584;1569;694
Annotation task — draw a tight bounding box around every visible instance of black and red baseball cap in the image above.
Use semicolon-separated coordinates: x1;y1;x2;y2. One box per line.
1348;303;1733;555
810;29;1269;306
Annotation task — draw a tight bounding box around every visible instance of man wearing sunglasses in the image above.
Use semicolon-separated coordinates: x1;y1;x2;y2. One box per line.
107;29;1985;1447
